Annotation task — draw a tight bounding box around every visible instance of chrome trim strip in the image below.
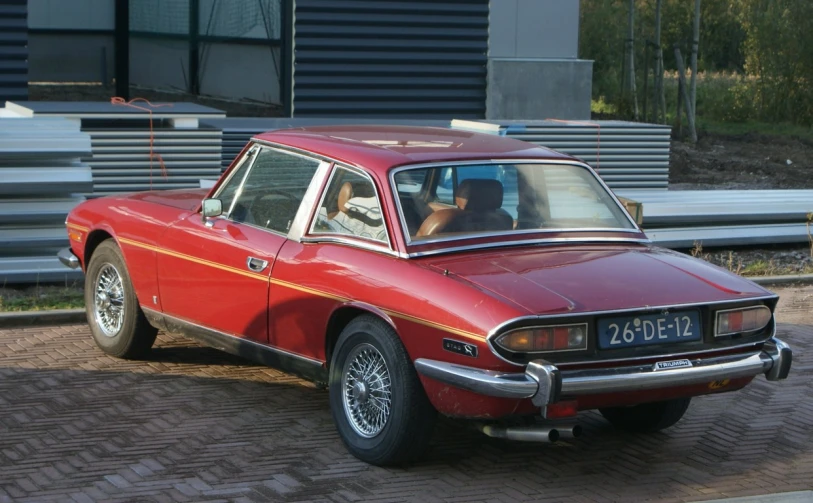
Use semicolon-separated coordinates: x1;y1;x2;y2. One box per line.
305;163;394;251
485;295;779;367
407;237;651;259
410;227;643;247
300;235;403;258
415;344;786;404
215;145;258;218
58;247;80;269
388;159;644;249
142;307;327;382
714;305;772;337
559;352;766;395
413;358;538;399
288;160;332;241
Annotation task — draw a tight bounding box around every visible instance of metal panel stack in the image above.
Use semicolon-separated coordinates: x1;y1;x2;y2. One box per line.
293;0;488;118
0;0;28;103
0;116;92;283
3;101;226;196
616;189;813;248
452;119;672;190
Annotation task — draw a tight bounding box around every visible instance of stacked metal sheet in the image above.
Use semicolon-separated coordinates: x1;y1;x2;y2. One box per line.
0;117;92;283
3;101;226;196
452;119;672;190
616;189;813;248
0;0;28;102
202;118;452;171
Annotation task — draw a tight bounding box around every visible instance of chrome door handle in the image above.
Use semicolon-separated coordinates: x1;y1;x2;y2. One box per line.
246;256;269;272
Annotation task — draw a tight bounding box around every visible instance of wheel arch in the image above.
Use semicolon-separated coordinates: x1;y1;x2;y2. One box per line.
83;229;115;270
325;302;397;366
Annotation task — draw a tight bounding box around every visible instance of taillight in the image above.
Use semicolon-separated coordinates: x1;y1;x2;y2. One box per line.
715;306;772;336
495;324;588;352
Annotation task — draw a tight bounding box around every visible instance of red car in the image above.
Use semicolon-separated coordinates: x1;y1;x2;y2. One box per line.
60;126;792;465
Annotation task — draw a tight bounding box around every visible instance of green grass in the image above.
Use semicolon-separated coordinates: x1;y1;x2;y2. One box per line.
0;285;85;312
695;119;813;142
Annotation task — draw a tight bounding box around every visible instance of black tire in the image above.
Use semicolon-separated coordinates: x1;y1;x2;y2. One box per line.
85;239;157;359
329;315;437;466
600;397;691;433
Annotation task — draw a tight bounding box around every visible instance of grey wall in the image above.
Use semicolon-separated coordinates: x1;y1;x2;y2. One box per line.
487;0;593;120
489;0;579;59
28;0;114;30
487;59;592;120
198;44;281;104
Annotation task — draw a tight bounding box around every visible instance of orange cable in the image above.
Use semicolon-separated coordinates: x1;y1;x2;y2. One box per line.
111;97;174;189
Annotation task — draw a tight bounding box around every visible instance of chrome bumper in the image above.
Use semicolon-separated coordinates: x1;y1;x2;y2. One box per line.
414;337;792;407
58;247;80;269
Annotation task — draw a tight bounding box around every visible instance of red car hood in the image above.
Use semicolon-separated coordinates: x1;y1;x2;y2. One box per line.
124;188;210;212
422;245;772;315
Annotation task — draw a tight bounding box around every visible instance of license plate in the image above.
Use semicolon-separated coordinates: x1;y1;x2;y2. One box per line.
598;310;702;349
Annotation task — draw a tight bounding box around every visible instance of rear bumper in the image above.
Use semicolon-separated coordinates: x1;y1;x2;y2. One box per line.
414;337;792;408
58;248;80;269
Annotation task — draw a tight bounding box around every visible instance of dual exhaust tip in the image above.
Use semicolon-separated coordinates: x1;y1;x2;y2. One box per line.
479;423;583;443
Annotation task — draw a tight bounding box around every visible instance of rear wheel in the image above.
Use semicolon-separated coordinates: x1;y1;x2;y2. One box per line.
329;315;437;466
85;240;157;359
600;397;691;433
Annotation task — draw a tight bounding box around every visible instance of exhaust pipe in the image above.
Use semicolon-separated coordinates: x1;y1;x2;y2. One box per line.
479;424;560;443
557;424;583;439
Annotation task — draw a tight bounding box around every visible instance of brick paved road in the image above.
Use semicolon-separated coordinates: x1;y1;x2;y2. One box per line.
1;286;811;503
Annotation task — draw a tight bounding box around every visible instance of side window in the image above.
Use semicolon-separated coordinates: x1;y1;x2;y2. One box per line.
435;167;454;205
226;147;321;234
312;166;387;244
216;149;255;214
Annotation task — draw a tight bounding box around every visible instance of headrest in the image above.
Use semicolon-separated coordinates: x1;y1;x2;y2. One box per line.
455;179;504;212
338;181;375;213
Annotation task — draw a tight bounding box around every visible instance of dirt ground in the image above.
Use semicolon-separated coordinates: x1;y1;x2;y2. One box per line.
670;131;813;190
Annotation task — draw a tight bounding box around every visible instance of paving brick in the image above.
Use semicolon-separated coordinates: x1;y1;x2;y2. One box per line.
0;286;810;502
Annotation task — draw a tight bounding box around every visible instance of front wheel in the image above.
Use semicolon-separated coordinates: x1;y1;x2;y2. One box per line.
600;397;691;433
85;240;157;359
329;315;437;466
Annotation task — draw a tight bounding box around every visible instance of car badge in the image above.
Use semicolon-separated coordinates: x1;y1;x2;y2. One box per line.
653;359;693;371
443;338;478;358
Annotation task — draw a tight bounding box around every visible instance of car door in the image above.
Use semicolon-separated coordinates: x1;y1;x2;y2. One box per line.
156;144;325;344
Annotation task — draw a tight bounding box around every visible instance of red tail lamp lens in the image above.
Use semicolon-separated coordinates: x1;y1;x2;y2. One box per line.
495;324;588;352
716;306;771;337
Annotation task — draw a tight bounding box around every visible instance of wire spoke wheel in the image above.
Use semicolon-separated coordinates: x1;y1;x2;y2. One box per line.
94;263;125;337
342;343;392;438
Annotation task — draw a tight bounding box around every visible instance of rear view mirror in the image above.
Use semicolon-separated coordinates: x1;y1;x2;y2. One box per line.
201;198;223;222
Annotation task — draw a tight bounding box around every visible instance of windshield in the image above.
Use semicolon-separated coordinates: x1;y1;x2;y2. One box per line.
393;163;636;241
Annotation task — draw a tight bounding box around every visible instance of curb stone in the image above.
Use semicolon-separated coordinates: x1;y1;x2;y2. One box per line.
0;309;86;328
749;274;813;286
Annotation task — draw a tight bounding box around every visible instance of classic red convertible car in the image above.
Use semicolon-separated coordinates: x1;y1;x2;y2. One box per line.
59;126;792;465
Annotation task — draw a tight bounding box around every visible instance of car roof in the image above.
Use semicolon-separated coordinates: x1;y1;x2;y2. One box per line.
253;125;576;174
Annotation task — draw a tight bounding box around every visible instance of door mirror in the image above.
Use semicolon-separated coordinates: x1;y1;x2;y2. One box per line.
201;198;223;221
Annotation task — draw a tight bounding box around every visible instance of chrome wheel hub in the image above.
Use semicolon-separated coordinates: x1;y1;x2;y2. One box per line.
342;343;392;438
94;264;125;337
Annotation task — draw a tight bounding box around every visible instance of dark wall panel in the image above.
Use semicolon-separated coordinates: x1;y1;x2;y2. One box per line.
293;0;488;118
0;0;28;102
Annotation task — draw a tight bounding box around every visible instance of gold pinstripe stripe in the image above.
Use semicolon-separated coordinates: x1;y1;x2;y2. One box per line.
269;278;350;303
67;223;89;232
383;310;483;342
116;236;485;340
118;237;268;282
